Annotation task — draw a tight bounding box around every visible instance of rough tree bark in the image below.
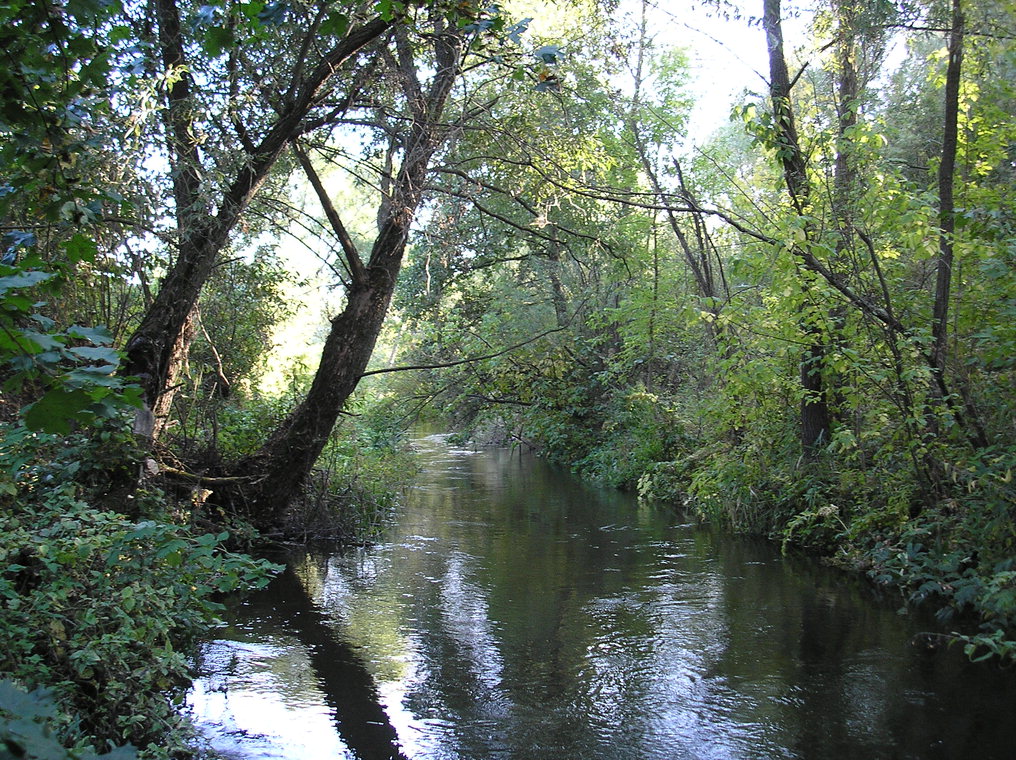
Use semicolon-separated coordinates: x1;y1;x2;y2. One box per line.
930;0;964;394
125;0;392;434
762;0;831;453
227;22;464;528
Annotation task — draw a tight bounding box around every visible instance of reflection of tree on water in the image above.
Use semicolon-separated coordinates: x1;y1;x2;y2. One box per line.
257;564;410;760
197;438;1016;760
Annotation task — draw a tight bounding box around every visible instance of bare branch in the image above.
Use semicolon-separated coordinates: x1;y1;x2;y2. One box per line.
293;142;367;284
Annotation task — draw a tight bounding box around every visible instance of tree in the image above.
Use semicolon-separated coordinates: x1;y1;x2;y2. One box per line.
761;0;833;452
122;0;396;434
928;0;966;406
224;6;493;526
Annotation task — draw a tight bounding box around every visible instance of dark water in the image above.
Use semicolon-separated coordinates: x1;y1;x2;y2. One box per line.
188;434;1016;759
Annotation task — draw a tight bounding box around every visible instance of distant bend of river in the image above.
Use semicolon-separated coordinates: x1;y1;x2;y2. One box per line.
188;433;1016;760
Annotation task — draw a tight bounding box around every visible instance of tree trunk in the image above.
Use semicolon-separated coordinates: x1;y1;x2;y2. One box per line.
124;1;391;418
150;307;197;438
227;23;464;529
828;0;859;425
238;271;400;524
546;230;570;329
833;0;858;254
930;0;964;393
925;0;988;450
763;0;831;453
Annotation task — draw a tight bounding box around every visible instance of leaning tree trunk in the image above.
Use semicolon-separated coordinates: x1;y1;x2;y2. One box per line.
239;268;402;524
227;24;464;529
124;0;391;432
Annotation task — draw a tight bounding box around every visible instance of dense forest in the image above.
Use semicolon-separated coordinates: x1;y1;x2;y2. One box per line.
1;0;1014;756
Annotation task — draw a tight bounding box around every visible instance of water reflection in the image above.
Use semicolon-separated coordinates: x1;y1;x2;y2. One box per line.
190;434;1016;759
190;563;407;760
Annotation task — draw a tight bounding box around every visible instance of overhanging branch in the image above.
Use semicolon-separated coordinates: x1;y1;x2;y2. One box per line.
359;324;570;378
293;142;367;284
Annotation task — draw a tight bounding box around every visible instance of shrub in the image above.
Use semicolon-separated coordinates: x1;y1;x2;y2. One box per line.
0;422;280;756
0;680;136;760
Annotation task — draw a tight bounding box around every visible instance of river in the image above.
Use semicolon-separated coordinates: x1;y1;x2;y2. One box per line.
188;433;1016;759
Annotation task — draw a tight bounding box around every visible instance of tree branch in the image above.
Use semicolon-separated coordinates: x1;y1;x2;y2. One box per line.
293;142;367;284
360;324;569;378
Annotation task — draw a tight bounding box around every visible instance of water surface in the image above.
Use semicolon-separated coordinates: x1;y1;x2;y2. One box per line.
189;434;1016;759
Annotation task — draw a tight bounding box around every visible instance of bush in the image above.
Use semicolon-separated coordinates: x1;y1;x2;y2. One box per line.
0;680;136;760
0;422;280;756
853;446;1016;660
571;388;692;489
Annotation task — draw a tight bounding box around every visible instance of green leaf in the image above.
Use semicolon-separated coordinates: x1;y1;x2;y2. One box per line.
239;1;266;21
21;330;66;352
534;45;561;64
0;680;57;721
68;345;120;363
23;388;94;433
257;1;287;25
110;24;133;43
320;10;349;37
62;233;98;264
65;325;114;345
507;18;531;44
375;0;394;21
66;0;107;23
202;26;235;57
65;365;122;389
0;271;55;294
28;313;56;329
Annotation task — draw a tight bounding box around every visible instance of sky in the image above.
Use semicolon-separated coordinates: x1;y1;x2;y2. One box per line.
639;0;816;141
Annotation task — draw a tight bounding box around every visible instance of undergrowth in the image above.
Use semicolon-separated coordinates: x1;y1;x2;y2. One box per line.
0;420;280;758
282;414;418;542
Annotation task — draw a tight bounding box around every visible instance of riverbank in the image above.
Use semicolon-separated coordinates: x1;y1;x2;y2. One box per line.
621;438;1016;663
0;424;281;759
454;406;1016;665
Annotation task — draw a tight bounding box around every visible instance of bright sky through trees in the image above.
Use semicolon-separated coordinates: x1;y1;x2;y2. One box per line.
641;0;810;140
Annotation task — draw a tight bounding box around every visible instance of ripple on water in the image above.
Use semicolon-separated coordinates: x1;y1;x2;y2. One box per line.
188;436;1016;760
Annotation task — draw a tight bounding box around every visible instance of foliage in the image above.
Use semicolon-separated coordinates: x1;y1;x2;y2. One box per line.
0;259;142;435
0;680;136;760
856;445;1016;636
0;0;123;233
570;388;693;489
2;0;1014;672
379;0;1016;664
0;423;280;755
0;0;141;434
195;251;297;391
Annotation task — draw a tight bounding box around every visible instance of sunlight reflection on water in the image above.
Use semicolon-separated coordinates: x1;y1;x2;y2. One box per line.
188;434;1016;760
